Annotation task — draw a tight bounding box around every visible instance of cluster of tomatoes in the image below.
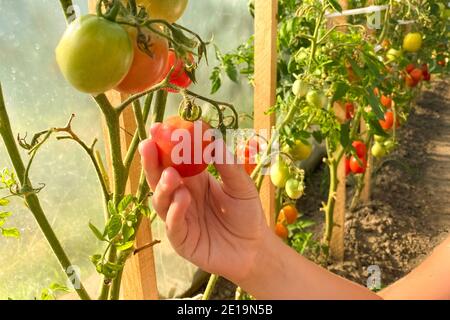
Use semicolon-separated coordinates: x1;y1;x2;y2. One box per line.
404;63;431;88
56;0;192;96
274;204;299;240
345;141;367;175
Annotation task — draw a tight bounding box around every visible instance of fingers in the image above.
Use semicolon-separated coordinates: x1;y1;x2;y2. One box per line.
152;167;183;221
139;137;162;191
213;139;259;200
166;186;191;248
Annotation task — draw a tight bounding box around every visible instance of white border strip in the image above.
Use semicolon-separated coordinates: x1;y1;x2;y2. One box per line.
325;5;389;18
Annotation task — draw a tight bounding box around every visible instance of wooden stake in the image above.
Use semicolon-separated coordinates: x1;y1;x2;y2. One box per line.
327;0;349;262
254;0;277;228
88;0;158;300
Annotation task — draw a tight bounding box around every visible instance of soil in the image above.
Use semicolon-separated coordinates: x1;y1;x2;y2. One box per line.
205;79;450;299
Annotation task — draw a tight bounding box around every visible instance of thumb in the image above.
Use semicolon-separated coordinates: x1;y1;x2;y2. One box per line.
213;139;259;200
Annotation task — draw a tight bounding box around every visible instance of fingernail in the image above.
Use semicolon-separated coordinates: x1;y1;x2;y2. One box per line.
138;141;146;155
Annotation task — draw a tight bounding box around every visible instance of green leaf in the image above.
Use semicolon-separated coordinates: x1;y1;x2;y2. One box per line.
118;195;134;213
210;68;222;94
339;123;350;148
0;198;10;206
225;62;239;83
90;254;102;265
2;228;20;238
89;222;105;241
348;60;364;79
366;88;384;119
116;241;134;252
327;0;343;12
0;219;5;228
49;283;71;293
122;224;135;242
106;215;122;240
332;81;349;102
107;200;117;217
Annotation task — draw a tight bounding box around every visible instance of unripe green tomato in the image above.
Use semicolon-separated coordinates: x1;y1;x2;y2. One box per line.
374;135;386;143
306;90;322;108
285;178;304;200
283;140;312;161
386;48;402;61
403;32;423;53
371;142;386;158
292;80;309;98
384;140;396;152
56;15;134;94
270;159;290;188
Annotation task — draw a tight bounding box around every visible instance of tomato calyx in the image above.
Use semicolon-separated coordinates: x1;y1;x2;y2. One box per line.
179;98;202;122
97;0;121;22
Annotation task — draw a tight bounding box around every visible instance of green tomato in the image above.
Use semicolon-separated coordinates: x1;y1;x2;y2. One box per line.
270;159;290;188
386;48;402;61
292;80;309;98
371;142;386;158
136;0;189;23
56;15;134;94
384;140;396;152
285;178;304;200
283;140;312;161
374;135;388;143
306;90;323;108
403;32;423;53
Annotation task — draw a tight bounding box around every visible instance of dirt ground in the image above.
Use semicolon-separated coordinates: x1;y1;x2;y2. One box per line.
206;79;450;299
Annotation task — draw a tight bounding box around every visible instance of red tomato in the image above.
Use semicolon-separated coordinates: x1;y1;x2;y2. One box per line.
405;74;419;88
345;102;355;120
345;157;351;176
373;87;380;97
380;95;392;109
352;141;367;158
423;71;431;81
349;155;367;174
115;28;169;94
379;111;394;130
405;63;415;74
410;68;423;82
163;50;194;93
236;137;262;175
437;60;446;67
152;116;212;177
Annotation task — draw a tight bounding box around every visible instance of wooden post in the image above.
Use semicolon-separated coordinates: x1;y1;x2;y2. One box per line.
328;0;349;262
88;0;158;300
254;0;277;228
360;119;372;203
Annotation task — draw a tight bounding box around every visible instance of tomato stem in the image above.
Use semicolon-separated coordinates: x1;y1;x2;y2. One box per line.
0;83;92;300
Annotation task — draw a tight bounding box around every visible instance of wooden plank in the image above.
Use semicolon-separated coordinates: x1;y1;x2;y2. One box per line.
254;0;277;228
327;0;349;262
88;0;158;300
330;103;347;262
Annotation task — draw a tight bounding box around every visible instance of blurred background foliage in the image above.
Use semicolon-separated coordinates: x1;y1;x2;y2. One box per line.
0;0;253;299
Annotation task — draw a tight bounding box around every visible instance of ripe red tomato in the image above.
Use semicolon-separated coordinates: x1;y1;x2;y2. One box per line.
349;155;367;174
152;116;212;177
352;141;367;158
437;60;446;67
345;102;355;120
163;50;194;93
405;74;419;88
405;63;415;74
115;28;169;94
379;111;394;130
236;137;262;175
380;95;392;109
410;68;423;82
275;223;289;240
345;157;351;176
